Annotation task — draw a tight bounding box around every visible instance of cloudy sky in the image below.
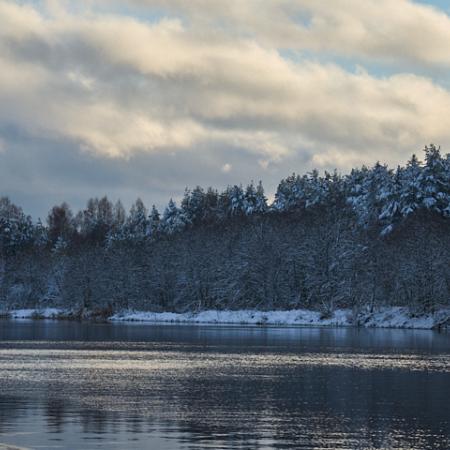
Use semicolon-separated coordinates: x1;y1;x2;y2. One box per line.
1;0;450;218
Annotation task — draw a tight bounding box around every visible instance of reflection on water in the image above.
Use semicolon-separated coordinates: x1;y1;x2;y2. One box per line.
0;321;449;449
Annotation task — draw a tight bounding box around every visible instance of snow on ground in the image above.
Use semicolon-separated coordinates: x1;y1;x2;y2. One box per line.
2;307;449;329
7;308;62;319
358;307;449;329
111;309;350;326
110;307;450;329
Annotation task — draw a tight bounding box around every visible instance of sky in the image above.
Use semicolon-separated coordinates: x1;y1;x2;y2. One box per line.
1;0;450;218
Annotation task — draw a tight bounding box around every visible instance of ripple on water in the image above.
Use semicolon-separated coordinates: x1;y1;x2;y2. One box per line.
0;323;449;450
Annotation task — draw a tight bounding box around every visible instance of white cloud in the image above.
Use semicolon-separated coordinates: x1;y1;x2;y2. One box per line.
120;0;450;67
1;0;450;174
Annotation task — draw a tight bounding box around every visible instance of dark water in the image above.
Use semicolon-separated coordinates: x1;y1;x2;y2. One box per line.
0;321;449;450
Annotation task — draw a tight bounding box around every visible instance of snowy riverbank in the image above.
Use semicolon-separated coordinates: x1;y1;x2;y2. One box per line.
2;306;449;329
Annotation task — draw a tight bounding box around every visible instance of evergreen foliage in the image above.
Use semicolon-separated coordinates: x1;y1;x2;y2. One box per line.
1;145;449;314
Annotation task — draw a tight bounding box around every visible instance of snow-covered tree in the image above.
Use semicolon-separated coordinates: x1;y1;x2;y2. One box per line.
419;144;449;214
33;218;49;249
228;185;246;216
255;181;268;213
181;186;206;225
0;197;34;255
348;163;393;229
322;170;347;209
217;185;246;218
160;199;189;235
273;173;309;211
2;145;450;315
399;154;422;216
243;183;257;215
125;198;149;240
443;153;450;216
242;181;268;215
148;205;160;236
304;170;326;208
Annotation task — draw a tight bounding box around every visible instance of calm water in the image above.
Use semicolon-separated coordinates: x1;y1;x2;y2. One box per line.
0;321;449;450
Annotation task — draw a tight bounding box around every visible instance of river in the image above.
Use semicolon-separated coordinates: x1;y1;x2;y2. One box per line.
0;321;449;449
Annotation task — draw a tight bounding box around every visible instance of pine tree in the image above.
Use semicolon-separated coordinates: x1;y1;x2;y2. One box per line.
203;187;219;222
443;153;450;216
0;197;34;255
33;218;49;249
348;163;393;228
229;185;245;216
322;170;346;209
218;185;246;218
160;199;189;235
244;182;257;215
125;198;149;240
181;186;205;225
419;144;449;214
399;154;422;216
148;205;160;236
273;174;308;211
255;181;268;213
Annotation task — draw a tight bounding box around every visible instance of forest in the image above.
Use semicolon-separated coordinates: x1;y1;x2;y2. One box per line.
1;145;449;317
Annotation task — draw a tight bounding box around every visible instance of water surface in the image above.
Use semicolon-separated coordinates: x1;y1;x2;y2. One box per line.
0;321;449;449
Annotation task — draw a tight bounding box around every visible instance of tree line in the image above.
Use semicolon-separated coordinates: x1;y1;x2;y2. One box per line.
1;145;449;316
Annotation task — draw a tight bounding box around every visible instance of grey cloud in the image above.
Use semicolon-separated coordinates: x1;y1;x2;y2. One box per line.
1;126;316;218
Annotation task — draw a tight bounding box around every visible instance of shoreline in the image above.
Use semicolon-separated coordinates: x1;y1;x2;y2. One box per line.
1;307;449;330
